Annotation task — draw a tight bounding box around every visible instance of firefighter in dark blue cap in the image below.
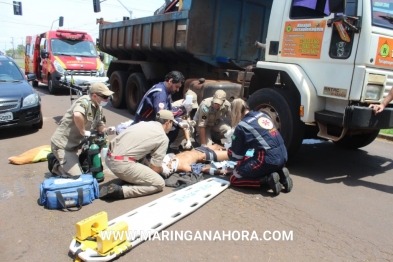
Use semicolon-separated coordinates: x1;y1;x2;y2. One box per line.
226;98;293;196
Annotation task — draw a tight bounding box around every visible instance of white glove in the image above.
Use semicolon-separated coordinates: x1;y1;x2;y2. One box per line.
224;129;234;143
189;120;196;127
161;164;171;178
201;144;207;147
224;142;231;151
84;130;91;137
184;140;192;149
178;122;190;129
105;126;116;135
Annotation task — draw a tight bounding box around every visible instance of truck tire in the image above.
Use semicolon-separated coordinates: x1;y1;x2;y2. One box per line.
109;71;127;108
125;73;148;115
334;130;379;149
247;88;305;158
48;75;58;94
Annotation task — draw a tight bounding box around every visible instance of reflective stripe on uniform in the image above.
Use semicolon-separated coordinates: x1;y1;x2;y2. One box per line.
238;121;271;150
136;87;163;115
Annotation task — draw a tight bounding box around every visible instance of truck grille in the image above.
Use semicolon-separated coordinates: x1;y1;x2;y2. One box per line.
65;70;98;76
0;100;19;112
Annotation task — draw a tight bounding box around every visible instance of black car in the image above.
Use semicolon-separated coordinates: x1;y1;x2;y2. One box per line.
0;55;43;129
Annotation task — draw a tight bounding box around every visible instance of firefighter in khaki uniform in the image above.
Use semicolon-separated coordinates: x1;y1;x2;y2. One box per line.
100;110;177;200
50;83;116;178
194;89;231;146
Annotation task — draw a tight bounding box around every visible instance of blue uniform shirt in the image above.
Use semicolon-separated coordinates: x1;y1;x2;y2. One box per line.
134;82;173;123
228;111;287;166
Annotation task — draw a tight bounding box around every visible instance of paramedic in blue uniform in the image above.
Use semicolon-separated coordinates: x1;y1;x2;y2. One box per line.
226;99;293;196
134;71;185;123
133;71;185;144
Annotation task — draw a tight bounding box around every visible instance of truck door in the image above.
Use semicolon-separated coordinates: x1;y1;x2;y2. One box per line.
40;38;48;82
279;0;359;101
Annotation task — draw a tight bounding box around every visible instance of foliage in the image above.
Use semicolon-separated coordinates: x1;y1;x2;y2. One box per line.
380;129;393;135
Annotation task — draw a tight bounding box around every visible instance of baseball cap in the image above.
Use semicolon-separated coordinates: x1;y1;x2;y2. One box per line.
89;83;114;96
185;89;198;109
213;89;226;105
156;110;178;124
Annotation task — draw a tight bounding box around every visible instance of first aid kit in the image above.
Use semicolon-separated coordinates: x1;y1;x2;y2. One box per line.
39;174;99;211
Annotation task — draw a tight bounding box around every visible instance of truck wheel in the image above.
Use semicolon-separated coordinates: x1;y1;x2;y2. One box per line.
109;71;127;108
334;130;379;149
247;88;305;158
32;80;39;87
48;75;58;94
125;73;148;115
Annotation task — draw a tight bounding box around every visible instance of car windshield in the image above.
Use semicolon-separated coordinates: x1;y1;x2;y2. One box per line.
0;60;24;82
371;0;393;29
51;39;98;57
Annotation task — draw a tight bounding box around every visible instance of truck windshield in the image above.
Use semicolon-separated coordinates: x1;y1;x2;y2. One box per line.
51;39;98;57
371;0;393;29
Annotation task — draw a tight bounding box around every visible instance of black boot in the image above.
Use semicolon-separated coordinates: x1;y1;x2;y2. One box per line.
47;153;58;175
277;167;293;193
266;172;281;196
99;184;124;199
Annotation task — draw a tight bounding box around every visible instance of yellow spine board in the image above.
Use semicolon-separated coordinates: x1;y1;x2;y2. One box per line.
75;211;108;241
96;221;128;254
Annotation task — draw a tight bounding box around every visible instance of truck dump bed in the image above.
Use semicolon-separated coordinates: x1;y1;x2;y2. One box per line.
99;0;272;69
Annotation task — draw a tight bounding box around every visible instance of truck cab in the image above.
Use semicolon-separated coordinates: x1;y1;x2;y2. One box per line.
25;30;105;94
98;0;393;157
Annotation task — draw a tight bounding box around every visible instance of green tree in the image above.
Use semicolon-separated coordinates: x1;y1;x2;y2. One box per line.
16;44;25;56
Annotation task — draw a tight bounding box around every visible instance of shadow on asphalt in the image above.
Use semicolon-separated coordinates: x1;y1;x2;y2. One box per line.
289;140;393;194
0;126;39;140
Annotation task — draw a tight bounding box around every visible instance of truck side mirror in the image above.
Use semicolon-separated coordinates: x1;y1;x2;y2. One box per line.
99;52;104;61
93;0;101;13
40;49;48;59
329;0;346;13
59;16;64;27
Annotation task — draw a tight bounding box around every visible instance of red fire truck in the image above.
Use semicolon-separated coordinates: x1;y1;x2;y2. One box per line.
25;30;105;94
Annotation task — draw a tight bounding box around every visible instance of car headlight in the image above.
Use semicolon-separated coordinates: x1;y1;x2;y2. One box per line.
97;61;104;76
54;60;65;75
23;93;40;108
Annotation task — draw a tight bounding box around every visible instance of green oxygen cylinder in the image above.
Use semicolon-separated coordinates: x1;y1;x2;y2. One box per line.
89;141;104;181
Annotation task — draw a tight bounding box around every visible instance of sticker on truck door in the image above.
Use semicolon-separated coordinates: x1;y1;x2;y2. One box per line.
375;37;393;68
281;20;326;59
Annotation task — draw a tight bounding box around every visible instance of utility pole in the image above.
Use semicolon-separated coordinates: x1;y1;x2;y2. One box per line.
11;37;15;58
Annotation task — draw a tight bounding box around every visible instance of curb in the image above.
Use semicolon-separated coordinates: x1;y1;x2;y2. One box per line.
377;133;393;142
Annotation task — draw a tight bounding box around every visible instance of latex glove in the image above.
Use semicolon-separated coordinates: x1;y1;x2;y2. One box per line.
224;142;231;151
201;144;207;147
84;130;91;137
161;164;171;178
105;126;116;136
184;140;192;149
189;120;196;127
178;122;189;129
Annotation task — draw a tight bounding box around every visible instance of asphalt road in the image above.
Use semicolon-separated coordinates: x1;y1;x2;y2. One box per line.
1;85;392;261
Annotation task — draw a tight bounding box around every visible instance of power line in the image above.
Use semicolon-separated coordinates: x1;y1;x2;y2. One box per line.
0;20;48;28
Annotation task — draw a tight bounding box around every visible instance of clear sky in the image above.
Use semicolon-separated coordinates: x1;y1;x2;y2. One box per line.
0;0;165;53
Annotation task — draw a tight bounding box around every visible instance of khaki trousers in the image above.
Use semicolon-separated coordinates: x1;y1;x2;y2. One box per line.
197;119;231;146
105;158;165;199
51;142;83;177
